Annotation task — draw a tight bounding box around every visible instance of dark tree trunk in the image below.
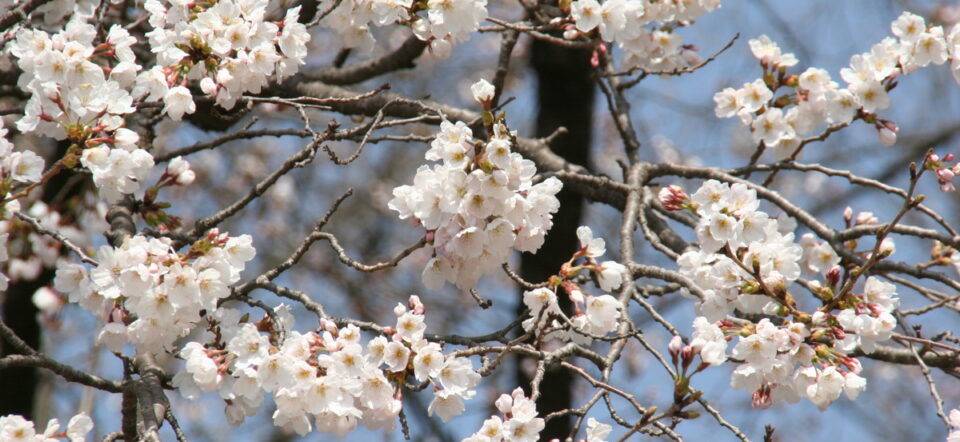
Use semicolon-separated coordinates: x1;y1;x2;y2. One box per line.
0;275;44;417
518;37;596;441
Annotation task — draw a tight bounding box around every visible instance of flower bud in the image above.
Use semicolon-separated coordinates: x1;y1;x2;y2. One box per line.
320;318;338;335
176;169;196;186
833;327;846;340
855;211;878;225
879;237;895;257
470;79;495;107
826;266;841;287
752;387;772;409
938;167;956;182
167;156;190;176
681;345;695;369
877;126;897;146
495;394;513;414
658;185;688;211
408;295;424;314
668;335;683;356
843;357;863;374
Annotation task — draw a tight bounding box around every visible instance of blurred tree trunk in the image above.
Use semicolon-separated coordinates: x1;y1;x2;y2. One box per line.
0;142;88;418
518;37;596;441
0;277;44;417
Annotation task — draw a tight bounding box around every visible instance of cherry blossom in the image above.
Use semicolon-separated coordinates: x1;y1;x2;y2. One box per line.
389;101;562;289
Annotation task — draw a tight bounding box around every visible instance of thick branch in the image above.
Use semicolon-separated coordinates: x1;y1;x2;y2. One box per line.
299;35;427;85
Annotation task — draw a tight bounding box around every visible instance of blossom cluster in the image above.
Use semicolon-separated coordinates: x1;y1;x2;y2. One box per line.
714;12;960;157
672;180;807;321
389;117;562;289
0;118;40;292
138;0;311;115
521;226;627;341
11;0;97;26
663;180;898;410
2;197;109;309
10;22;139;137
0;119;44;186
53;230;255;353
686;316;868;410
0;413;92;442
9;21;154;203
463;388;545;442
323;0;487;57
171;295;480;436
569;0;721;72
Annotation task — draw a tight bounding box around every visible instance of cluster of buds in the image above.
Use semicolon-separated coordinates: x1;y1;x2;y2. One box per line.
924;152;960;192
667;334;713;418
138;157;196;230
658;184;691;211
521;226;628;341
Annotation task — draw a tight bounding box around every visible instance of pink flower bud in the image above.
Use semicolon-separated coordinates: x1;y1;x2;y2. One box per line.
842;357;862;374
658;185;688;211
408;295;424;314
681;345;695;366
877;127;897;146
856;211;878;225
320;318;338;334
833;327;846;340
937;167;955;185
752;387;772;409
175;169;196;186
826;266;841;287
843;206;853;225
668;335;683;356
